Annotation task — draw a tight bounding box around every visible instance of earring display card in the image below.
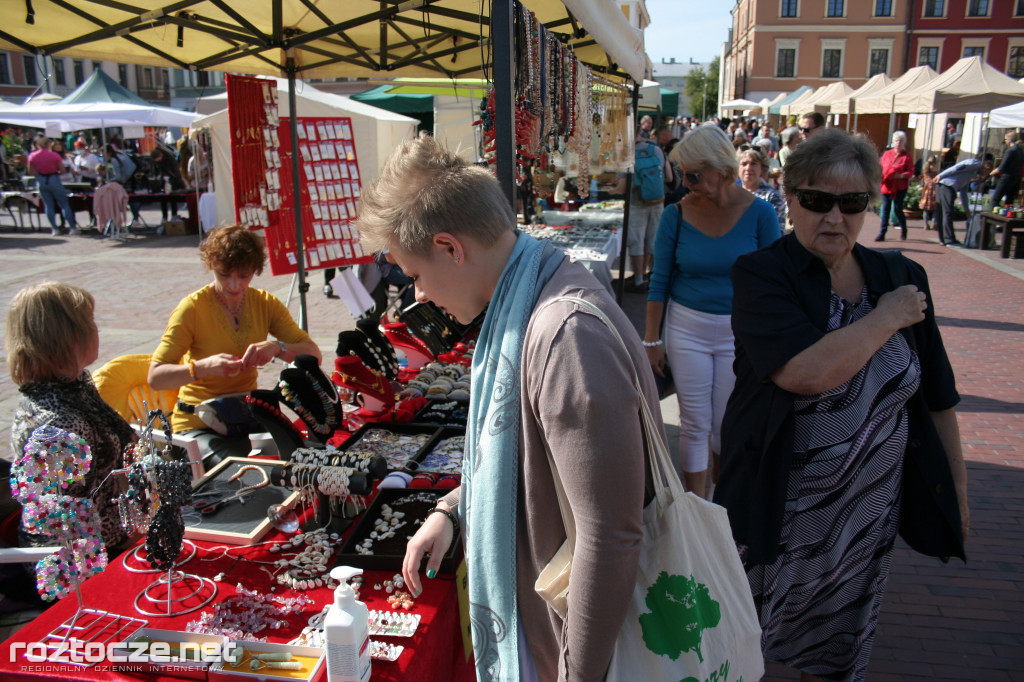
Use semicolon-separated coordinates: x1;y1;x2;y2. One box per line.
184;457;300;546
335;489;462;574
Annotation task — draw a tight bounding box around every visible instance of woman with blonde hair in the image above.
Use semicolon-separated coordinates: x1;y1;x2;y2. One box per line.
643;123;781;498
7;282;135;553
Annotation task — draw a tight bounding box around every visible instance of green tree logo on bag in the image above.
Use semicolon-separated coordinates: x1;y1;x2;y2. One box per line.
639;571;722;663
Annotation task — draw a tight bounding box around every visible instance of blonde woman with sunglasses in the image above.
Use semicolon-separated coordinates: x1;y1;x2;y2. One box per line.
713;129;968;682
643;123;781;499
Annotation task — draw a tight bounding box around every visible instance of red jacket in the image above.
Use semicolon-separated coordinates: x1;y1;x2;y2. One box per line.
880;148;915;195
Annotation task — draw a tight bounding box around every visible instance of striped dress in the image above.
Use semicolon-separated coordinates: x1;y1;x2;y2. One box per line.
747;287;921;681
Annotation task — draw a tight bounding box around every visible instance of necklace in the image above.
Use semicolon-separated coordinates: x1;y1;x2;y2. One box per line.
213;287;246;326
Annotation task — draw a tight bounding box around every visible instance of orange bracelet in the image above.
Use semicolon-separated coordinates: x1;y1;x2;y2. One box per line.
188;360;197;381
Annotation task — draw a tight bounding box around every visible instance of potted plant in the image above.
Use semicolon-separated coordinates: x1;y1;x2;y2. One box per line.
903;181;923;220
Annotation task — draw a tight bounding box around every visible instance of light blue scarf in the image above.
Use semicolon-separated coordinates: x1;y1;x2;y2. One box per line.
461;231;565;682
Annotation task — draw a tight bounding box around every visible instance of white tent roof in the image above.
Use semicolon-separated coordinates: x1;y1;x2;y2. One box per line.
0;101;199;131
893;56;1024;114
830;73;894;115
192;79;418;230
803;81;856;114
779;87;820;117
720;98;760;110
853;65;939;115
990;100;1024;128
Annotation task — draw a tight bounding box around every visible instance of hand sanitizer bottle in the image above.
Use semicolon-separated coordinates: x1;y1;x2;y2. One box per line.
325;566;371;682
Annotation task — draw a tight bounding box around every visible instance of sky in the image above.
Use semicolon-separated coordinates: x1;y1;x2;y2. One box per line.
642;0;733;66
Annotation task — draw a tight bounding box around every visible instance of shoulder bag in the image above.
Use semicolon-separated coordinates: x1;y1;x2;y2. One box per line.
534;296;764;682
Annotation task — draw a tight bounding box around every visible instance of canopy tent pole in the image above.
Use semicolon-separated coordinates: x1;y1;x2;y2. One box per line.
287;56;309;331
492;0;515;211
615;82;641;306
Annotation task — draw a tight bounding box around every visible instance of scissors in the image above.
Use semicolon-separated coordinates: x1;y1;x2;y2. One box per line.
194;489;256;515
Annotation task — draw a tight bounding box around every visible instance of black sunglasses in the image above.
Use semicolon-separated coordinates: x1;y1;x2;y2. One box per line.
682;170;702;185
800;126;815;134
793;189;871;214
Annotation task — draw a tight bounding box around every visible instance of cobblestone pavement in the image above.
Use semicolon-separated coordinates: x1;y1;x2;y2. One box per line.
2;214;1023;679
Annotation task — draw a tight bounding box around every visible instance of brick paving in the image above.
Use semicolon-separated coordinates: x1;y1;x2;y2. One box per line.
2;214;1023;679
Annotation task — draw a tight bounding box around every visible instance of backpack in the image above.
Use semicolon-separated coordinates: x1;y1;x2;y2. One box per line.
634;141;665;202
116;152;136;184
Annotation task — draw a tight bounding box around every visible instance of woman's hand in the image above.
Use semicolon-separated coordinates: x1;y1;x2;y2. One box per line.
875;284;927;332
402;508;455;598
241;341;280;370
198;353;244;378
645;343;667;377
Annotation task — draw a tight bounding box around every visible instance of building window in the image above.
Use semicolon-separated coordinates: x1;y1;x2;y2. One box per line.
781;0;798;18
143;67;153;89
822;48;842;78
92;61;101;74
776;48;796;77
197;70;210;87
827;0;844;17
118;64;128;87
0;53;10;84
1009;46;1024;78
924;0;944;17
967;0;989;16
874;0;893;16
919;45;940;70
963;46;984;58
869;48;890;76
1017;0;1024;16
23;55;37;86
53;59;66;86
73;60;84;85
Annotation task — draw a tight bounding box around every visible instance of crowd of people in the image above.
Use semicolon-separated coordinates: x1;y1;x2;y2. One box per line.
16;129;209;236
8;107;1021;681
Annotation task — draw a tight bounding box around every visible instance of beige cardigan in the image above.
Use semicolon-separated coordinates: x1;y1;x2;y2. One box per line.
445;260;662;681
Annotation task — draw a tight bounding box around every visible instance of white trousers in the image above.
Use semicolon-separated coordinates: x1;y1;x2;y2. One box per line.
664;301;736;473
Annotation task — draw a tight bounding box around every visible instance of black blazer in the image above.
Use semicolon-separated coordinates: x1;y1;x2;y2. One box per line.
713;233;965;565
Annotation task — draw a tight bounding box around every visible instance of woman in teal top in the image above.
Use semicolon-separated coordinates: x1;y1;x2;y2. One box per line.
643;123;781;498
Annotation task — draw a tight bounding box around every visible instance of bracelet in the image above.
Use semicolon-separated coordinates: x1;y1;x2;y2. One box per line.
276;340;286;357
188;360;197;380
641;340;663;348
428;507;459;536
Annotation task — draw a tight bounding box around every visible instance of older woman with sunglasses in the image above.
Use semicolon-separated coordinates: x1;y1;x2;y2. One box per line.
643;123;781;498
713;129;968;682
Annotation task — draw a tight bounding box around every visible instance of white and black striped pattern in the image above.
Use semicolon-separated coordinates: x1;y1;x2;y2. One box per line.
748;288;921;682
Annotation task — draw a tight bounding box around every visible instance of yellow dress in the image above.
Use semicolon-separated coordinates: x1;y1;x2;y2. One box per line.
152;285;312;432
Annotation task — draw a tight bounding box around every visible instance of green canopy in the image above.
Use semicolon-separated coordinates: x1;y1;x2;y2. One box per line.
59;69;151;106
660;88;679;117
768;85;813;115
351;85;434;115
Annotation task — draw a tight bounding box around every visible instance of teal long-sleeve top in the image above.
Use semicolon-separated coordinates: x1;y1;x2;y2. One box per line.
647;198;781;314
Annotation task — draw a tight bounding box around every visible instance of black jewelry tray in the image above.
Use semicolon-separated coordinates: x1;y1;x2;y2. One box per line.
334;488;462;574
410;426;466;475
184;457;299;546
337;423;441;472
410;399;469;427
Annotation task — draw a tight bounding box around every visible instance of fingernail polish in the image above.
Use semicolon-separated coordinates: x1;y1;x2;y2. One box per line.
426;569;436;579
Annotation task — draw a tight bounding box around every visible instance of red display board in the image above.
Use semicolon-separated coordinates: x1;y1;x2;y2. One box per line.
226;75;371;276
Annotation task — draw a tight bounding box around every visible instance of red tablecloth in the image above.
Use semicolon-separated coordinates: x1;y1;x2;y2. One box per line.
0;526;474;682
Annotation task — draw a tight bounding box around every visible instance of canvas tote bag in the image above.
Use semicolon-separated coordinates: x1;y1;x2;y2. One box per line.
534;296;764;682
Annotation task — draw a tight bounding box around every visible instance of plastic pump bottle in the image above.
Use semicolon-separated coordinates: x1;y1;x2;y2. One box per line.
325;566;371;682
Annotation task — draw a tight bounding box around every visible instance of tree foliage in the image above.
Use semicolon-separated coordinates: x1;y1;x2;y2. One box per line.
639;571;722;663
684;56;720;119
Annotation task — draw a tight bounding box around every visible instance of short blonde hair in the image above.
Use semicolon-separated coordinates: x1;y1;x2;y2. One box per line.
670;123;739;183
356;136;516;256
6;282;96;385
200;225;266;275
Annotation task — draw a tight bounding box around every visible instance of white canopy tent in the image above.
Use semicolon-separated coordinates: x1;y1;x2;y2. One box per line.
804;81;856;115
830;73;893;116
779;88;820;117
853;65;939;115
193;79;418;230
990;101;1024;128
893;56;1024;114
719;98;760;115
0;101;199;132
